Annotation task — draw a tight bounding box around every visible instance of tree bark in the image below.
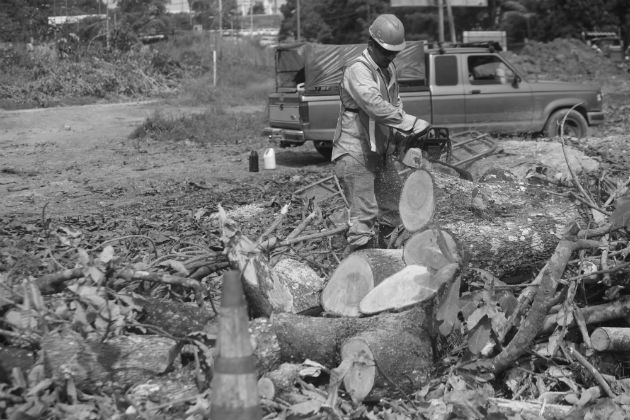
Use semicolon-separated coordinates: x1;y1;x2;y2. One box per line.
257;363;302;400
220;210;324;317
431;170;584;282
542;296;630;334
591;327;630;352
321;249;405;317
40;327;178;393
340;328;432;402
264;306;430;368
135;295;215;337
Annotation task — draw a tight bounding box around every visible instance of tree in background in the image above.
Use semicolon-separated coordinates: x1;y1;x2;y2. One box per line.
0;0;51;42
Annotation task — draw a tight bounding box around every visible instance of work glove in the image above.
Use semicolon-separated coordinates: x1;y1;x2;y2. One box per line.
411;118;432;138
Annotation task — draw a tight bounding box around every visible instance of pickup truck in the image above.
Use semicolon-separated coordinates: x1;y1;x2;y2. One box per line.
263;41;605;159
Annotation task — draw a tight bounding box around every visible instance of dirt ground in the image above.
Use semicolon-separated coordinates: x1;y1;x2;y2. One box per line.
0;101;330;222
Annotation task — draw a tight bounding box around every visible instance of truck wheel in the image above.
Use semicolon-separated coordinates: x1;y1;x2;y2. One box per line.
544;109;588;138
314;141;332;160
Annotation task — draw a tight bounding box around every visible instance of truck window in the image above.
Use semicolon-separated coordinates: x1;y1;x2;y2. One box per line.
434;55;458;86
467;55;514;85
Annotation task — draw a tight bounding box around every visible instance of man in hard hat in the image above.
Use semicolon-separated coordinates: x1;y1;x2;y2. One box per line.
332;13;431;255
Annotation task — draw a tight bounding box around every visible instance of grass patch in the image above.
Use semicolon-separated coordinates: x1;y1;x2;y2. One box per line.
129;107;266;145
159;33;275;107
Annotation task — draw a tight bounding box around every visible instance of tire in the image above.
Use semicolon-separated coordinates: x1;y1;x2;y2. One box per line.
314;141;332;160
544;109;588;138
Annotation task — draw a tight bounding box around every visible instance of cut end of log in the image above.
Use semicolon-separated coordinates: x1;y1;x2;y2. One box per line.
359;265;430;315
340;337;376;402
321;249;405;317
321;254;374;317
399;169;435;233
403;228;460;270
257;377;276;400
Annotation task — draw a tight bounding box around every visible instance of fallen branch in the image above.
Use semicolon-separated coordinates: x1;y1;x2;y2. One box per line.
542;296;630;333
117;268;205;304
492;232;602;373
285;208;322;241
561;342;614;398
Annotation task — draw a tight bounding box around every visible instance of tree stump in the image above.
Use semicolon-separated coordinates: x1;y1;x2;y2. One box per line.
321;249;405;316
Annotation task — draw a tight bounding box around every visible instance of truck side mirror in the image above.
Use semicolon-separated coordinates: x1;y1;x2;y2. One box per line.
512;75;521;88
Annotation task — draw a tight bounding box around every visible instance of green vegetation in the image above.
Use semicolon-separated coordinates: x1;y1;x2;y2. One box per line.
129;107;265;145
0;32;274;109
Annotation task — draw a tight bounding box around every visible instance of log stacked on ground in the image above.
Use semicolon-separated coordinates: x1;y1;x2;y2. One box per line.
430;170;583;282
341;328;432;402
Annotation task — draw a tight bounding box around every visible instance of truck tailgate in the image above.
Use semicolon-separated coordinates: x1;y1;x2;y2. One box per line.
268;92;302;129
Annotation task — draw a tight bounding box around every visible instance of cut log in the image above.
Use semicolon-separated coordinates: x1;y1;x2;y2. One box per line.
399;169;435;233
134;295;215;337
359;263;459;315
403;228;461;271
272;258;324;313
40;327;179;393
340;328;432;402
257;362;302;400
267;306;429;367
219;206;323;317
590;327;630;352
321;249;405;317
432;170;585;282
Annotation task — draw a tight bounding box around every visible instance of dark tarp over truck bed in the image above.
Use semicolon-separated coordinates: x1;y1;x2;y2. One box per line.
274;41;426;94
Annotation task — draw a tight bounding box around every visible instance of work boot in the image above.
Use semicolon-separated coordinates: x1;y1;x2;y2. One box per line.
377;224;397;248
342;236;376;258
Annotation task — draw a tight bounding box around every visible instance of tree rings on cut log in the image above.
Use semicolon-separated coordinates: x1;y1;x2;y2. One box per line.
340;329;432;402
321;249;405;317
403;228;460;271
359;263;458;315
590;327;630;352
399;169;435;233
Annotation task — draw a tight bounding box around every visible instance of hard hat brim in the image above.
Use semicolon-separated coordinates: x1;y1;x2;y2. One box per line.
378;40;406;52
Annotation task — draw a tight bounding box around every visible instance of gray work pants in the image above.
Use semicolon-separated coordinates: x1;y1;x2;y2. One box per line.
333;153;402;246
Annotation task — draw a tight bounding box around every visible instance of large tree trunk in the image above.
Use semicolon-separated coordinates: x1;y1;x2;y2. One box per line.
262;305;430;368
430;171;583;283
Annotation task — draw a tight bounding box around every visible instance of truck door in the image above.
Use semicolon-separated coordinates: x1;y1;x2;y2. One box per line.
429;54;467;128
464;54;534;132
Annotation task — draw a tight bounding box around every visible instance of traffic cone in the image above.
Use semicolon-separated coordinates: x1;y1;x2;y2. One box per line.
210;269;261;420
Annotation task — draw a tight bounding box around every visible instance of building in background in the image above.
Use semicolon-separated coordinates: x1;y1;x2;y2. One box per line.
236;0;286;16
166;0;191;14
